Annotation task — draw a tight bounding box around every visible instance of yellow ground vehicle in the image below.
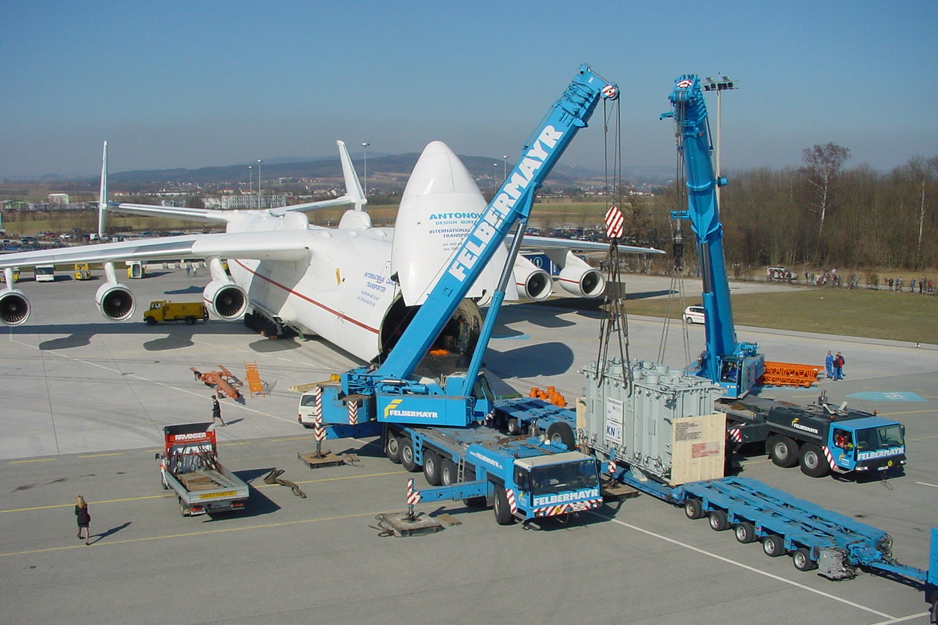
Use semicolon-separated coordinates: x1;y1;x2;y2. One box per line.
0;267;20;283
74;263;92;280
143;300;209;325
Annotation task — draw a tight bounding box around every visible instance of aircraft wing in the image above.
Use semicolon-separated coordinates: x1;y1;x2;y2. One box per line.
509;234;665;255
0;231;313;269
109;195;356;224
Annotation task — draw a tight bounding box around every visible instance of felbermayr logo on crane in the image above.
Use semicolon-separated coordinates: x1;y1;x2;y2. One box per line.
446;125;564;283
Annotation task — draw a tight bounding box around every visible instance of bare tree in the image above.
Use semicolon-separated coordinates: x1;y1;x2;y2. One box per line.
799;142;850;256
905;156;938;268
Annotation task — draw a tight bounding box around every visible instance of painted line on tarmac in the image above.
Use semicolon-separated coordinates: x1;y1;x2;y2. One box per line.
0;509;388;558
8;458;57;464
916;481;938;489
602;516;895;620
0;470;405;515
869;613;930;625
78;452;125;459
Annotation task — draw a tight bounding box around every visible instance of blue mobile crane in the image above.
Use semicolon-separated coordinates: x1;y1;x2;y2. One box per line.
662;75;906;479
661;75;764;399
297;65;619;525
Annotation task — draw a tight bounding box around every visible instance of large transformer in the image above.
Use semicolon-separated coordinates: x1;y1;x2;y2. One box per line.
579;359;725;484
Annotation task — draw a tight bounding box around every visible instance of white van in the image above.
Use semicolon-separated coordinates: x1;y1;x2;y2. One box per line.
35;265;56;282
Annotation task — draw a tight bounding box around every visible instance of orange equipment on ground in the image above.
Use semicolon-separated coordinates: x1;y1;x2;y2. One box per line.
529;386;567;408
191;365;244;402
244;362;269;397
759;361;823;388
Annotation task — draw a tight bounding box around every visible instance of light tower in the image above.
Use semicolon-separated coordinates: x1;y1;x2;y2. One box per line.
702;75;738;206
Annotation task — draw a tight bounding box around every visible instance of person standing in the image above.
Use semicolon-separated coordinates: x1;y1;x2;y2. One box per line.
825;351;834;380
833;352;845;381
75;496;91;545
212;395;225;426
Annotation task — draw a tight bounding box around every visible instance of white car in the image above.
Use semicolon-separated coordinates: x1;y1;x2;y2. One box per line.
683;305;706;324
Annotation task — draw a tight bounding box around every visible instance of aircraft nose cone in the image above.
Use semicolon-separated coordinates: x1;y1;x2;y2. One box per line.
403;141;480;199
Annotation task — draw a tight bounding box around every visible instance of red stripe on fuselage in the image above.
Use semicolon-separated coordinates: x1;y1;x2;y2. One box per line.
232;259;380;335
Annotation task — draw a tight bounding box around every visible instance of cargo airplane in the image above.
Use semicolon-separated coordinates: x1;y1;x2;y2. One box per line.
0;141;663;363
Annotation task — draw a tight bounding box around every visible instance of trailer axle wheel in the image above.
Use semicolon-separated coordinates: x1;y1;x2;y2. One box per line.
708;509;729;531
762;534;785;557
684;498;704;520
792;547;817;571
735;521;756;543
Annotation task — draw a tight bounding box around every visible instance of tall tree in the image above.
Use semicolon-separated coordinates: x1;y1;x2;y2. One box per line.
905;155;938;268
799;142;850;257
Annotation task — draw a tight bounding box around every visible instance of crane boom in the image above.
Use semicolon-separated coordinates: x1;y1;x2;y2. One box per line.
342;65;618;407
664;75;764;397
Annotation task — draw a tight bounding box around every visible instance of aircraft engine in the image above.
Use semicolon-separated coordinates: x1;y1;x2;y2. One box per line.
203;280;247;320
0;288;30;326
557;263;606;297
95;282;135;321
513;256;552;302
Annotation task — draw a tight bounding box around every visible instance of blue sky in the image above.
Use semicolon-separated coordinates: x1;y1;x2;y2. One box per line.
2;1;936;178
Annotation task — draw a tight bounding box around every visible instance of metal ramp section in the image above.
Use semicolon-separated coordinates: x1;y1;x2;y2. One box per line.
244;362;269;397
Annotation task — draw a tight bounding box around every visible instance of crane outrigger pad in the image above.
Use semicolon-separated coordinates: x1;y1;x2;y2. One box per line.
297;451;355;469
374;511;444;537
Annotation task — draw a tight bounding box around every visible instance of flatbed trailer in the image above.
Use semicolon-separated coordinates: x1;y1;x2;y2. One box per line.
157;423;249;517
606;466;938;618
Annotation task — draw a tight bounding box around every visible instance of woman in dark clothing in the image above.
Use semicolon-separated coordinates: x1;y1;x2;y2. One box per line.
75;495;91;545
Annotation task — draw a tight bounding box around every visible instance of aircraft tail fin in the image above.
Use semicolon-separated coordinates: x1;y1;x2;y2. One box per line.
97;141;108;239
337;140;367;211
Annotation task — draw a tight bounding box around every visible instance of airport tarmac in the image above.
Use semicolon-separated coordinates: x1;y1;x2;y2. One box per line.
2;269;936;624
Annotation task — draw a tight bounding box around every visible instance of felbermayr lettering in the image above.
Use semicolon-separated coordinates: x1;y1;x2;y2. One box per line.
468;450;502;470
388;410;439;419
533;488;600;507
447;125;563;283
857;447;904;460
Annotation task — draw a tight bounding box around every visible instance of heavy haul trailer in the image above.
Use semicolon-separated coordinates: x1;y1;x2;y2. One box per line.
720;394;906;478
580;358;938;621
156;423;250;517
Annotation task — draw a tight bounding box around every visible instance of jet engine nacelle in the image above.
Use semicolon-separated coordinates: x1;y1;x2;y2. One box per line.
203;280;247;320
0;288;30;326
555;252;605;298
95;282;136;321
512;255;552;302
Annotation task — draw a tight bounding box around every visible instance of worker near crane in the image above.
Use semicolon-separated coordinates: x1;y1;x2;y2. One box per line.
211;395;225;426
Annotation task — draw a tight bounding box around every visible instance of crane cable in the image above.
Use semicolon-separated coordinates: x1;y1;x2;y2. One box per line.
656;104;692;367
595;95;632;394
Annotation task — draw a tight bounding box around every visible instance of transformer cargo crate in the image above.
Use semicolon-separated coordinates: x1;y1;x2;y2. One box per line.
579;359;724;484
